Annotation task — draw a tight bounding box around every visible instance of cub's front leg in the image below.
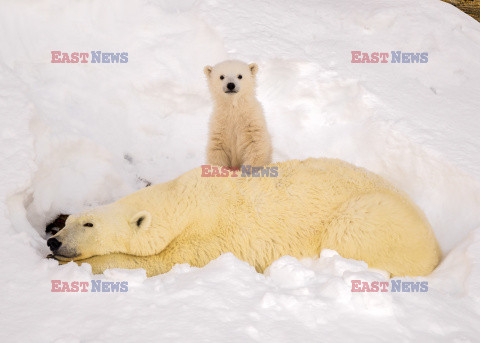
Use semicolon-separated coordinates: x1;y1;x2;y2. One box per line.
207;122;231;167
241;130;272;168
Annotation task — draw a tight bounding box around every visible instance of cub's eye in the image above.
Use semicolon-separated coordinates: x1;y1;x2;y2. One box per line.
220;75;224;80
83;223;93;227
238;74;242;79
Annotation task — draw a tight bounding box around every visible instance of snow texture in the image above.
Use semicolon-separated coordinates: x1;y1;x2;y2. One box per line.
0;0;479;341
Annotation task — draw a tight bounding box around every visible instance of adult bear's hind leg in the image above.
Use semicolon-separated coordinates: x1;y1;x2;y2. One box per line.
322;192;441;277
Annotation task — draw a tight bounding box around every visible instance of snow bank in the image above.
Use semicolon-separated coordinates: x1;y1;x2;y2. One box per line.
0;0;479;341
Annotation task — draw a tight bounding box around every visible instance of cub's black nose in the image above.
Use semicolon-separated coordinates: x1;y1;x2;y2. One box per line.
47;238;62;252
227;82;235;90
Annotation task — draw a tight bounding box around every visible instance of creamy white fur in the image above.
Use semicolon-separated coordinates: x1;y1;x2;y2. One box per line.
52;158;441;277
204;60;272;168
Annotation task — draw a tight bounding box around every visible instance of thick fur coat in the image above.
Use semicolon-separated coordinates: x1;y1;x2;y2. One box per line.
50;158;441;277
204;60;272;168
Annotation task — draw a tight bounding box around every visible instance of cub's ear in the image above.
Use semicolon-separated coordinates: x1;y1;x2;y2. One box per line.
204;65;213;77
249;63;258;76
130;211;152;231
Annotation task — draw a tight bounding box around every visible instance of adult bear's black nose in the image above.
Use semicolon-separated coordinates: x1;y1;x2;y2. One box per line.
47;238;62;252
227;82;235;90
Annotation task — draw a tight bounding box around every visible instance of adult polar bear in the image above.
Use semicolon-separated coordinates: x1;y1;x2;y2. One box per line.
48;158;441;277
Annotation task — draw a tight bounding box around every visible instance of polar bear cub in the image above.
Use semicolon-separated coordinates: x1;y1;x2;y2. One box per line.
204;60;272;168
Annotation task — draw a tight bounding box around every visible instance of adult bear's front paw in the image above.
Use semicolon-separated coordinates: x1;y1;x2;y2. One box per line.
47;253;71;266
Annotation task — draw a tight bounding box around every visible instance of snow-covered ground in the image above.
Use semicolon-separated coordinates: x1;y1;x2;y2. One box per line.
1;0;480;341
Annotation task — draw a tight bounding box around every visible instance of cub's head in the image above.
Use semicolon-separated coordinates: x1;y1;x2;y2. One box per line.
204;60;258;100
47;204;156;261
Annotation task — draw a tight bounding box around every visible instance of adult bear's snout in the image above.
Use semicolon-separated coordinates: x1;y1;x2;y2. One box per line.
47;238;62;252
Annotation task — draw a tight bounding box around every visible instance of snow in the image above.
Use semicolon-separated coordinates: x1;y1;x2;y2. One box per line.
1;0;480;341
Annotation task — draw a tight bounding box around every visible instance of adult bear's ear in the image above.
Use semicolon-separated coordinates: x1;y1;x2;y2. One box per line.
249;63;258;76
204;65;213;77
130;211;152;231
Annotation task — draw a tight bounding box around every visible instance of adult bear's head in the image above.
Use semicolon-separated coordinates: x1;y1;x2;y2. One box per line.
47;170;205;262
47;203;160;261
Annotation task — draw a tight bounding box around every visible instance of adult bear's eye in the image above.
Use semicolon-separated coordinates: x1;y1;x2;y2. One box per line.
84;223;93;227
220;75;224;80
238;74;242;79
